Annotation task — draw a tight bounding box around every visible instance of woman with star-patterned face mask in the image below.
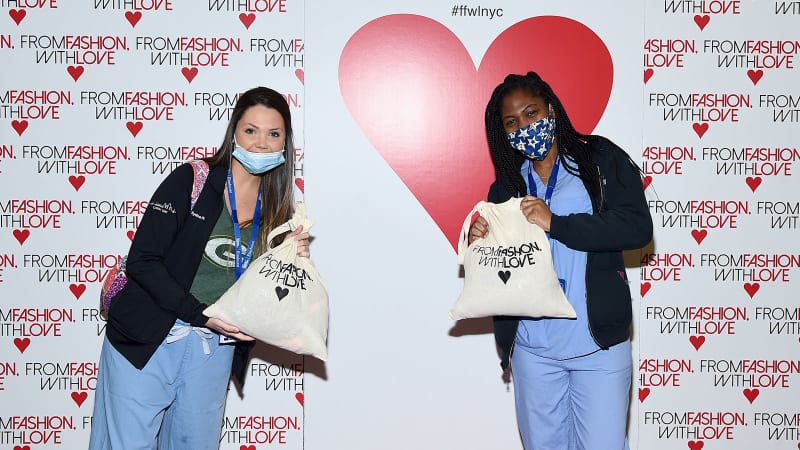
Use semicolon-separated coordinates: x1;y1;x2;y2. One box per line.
470;72;653;450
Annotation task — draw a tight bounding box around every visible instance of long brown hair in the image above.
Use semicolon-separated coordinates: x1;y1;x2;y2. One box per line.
205;86;296;252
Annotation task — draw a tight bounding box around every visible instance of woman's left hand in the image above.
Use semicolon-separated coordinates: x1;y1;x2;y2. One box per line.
288;224;310;257
520;195;552;232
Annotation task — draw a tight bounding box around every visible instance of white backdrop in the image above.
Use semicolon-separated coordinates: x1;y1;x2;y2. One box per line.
2;0;799;449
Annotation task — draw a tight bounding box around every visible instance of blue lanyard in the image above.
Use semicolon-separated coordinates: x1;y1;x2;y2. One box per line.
527;156;560;206
527;157;560;240
226;170;262;279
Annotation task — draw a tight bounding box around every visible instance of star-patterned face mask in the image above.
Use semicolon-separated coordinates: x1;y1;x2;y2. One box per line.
506;110;556;160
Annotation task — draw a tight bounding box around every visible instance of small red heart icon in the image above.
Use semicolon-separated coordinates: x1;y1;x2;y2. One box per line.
181;67;198;83
643;68;654;84
743;282;760;298
689;335;705;351
9;9;26;25
295;68;305;84
69;175;86;191
239;13;256;29
640;282;651;297
67;65;85;81
14;337;31;353
13;445;32;450
692;122;709;138
70;283;87;299
742;388;759;404
13;229;31;245
641;175;652;190
295;392;304;406
127;121;143;137
340;15;613;249
693;15;710;30
240;446;256;450
127;230;135;241
71;391;89;407
746;69;763;85
638;387;650;402
295;178;304;193
745;176;761;192
687;441;704;450
691;229;707;244
125;11;142;27
12;119;29;136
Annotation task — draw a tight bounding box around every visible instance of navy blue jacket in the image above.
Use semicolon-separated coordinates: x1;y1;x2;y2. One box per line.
489;137;653;371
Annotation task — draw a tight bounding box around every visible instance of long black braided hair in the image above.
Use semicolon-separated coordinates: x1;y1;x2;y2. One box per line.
484;72;602;203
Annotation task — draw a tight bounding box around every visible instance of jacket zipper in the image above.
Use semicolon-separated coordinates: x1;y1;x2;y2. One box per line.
586;165;606;348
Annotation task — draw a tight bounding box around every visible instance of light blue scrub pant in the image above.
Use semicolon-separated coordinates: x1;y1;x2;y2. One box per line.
88;321;235;450
511;340;632;450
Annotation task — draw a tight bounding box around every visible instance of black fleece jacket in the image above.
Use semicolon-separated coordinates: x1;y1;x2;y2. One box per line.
489;137;653;371
106;162;229;369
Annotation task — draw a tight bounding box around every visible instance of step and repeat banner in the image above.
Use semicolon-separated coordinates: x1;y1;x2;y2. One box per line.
2;0;798;449
0;1;307;449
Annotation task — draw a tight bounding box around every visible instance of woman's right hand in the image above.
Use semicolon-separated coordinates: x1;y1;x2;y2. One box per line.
205;317;255;341
468;215;489;245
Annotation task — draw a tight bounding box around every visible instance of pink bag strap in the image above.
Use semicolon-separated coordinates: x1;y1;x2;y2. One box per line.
188;159;210;210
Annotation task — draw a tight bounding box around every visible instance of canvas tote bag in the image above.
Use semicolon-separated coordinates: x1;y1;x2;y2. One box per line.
204;202;329;360
450;197;576;320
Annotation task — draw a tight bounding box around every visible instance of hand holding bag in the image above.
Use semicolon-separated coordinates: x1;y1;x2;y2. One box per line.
449;198;576;320
203;202;330;360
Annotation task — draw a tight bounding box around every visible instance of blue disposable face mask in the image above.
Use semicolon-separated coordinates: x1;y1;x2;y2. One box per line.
232;142;286;174
506;110;556;160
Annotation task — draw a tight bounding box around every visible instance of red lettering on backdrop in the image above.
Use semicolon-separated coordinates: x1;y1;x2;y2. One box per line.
339;15;613;249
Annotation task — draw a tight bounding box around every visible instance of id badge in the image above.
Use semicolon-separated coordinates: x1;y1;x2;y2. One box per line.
219;335;237;345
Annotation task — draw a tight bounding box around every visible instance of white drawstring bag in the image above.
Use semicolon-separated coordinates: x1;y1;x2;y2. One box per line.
204;202;329;360
449;198;576;320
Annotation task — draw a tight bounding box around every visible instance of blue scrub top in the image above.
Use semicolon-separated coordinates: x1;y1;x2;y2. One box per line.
515;157;600;360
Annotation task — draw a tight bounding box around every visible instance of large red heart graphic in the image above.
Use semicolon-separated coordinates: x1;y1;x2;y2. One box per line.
340;15;613;249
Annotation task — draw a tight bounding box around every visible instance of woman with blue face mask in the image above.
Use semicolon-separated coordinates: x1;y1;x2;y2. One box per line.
470;72;652;450
89;87;310;450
